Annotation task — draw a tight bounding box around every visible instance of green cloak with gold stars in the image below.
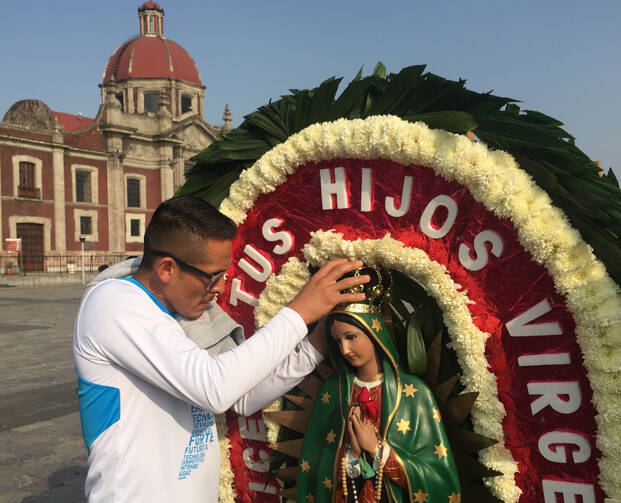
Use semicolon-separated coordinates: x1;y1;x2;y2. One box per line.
296;311;461;503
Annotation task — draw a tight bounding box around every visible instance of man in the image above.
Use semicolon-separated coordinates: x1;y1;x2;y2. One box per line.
73;196;367;502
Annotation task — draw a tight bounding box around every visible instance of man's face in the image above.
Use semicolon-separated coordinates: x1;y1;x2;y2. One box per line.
167;238;232;319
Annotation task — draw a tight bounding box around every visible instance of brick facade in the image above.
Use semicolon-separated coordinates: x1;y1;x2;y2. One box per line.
0;4;230;272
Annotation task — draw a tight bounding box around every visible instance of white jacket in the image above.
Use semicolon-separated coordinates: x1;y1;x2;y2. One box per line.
74;276;321;502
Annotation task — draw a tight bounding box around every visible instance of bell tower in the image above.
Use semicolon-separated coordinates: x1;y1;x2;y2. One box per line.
138;2;164;36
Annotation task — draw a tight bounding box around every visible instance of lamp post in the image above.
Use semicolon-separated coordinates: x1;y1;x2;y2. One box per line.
79;236;86;286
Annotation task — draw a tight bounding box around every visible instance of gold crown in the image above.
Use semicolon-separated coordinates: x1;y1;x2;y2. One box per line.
336;265;391;315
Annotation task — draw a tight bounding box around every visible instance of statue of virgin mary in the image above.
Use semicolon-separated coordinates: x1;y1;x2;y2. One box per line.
296;266;461;503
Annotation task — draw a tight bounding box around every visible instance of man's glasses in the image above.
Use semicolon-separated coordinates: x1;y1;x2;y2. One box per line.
150;250;227;290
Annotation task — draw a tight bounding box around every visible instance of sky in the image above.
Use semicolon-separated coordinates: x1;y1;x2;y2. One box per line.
1;0;619;177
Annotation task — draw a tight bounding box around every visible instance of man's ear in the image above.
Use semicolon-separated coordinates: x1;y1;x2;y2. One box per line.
155;257;175;284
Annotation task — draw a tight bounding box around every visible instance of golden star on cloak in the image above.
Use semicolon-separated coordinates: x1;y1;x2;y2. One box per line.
326;430;336;444
300;459;311;472
403;383;417;397
434;442;448;459
322;477;333;489
433;408;442;422
449;491;461;503
306;492;315;503
371;318;382;332
396;418;411;435
413;489;428;502
320;391;331;404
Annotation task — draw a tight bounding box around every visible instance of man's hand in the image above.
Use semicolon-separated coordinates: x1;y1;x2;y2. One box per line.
288;259;369;325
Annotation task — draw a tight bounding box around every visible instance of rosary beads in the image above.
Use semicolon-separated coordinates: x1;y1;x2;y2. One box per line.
341;441;385;503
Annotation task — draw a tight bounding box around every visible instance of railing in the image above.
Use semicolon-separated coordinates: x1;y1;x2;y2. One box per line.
0;253;130;275
17;186;41;199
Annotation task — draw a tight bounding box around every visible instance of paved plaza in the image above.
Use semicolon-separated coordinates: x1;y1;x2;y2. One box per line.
0;284;87;503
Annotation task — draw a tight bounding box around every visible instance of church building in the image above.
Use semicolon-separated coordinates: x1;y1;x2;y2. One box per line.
0;2;231;272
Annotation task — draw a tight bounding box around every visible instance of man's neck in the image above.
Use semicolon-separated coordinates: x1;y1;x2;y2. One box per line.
133;269;175;313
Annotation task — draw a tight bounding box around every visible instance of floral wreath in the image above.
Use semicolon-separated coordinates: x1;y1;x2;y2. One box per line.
214;116;621;502
257;232;519;500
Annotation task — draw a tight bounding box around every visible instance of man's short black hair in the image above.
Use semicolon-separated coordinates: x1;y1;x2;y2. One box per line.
141;196;237;269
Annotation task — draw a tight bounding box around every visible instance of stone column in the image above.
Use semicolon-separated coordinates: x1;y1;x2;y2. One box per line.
107;145;126;253
0;155;3;244
52;130;67;251
136;87;143;114
158;139;175;201
160;161;175;202
170;81;177;118
173;147;186;193
128;85;135;114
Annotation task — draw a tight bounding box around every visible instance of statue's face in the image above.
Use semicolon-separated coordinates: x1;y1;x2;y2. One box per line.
330;320;377;371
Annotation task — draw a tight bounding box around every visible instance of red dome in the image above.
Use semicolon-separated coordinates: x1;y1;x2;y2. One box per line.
139;2;162;11
103;36;201;86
